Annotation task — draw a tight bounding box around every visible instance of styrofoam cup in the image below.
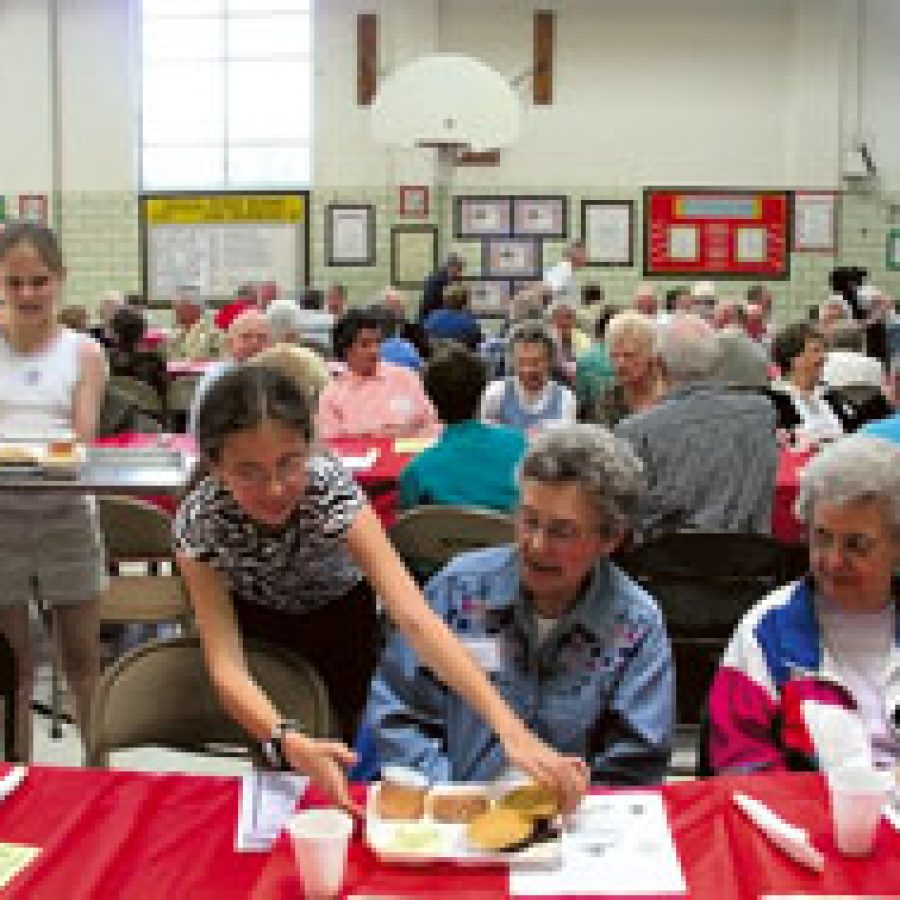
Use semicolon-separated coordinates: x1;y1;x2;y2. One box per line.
286;808;354;898
826;765;892;856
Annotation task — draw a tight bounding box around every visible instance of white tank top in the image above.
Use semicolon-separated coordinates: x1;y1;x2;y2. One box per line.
0;326;88;513
0;326;81;439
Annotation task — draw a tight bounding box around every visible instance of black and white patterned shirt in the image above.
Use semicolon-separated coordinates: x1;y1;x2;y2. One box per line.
174;453;364;614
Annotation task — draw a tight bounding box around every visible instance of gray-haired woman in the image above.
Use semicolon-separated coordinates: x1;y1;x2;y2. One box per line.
708;434;900;773
369;424;675;785
479;321;577;432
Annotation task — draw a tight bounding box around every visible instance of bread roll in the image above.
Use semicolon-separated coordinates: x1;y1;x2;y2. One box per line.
375;782;426;821
428;789;490;824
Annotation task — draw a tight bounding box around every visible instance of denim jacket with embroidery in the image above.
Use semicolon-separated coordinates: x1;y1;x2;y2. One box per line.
367;546;674;785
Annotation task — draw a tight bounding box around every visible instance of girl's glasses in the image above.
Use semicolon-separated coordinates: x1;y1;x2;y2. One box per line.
228;456;307;490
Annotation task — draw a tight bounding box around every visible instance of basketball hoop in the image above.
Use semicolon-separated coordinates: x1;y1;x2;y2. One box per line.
371;54;520;153
371;54;519;256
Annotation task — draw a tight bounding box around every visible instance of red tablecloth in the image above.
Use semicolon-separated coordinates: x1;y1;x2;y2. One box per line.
1;766;897;898
772;447;813;546
324;436;414;528
91;434;412;527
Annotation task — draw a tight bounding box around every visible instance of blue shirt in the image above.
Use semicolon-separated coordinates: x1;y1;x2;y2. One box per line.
424;309;483;350
860;412;900;445
367;546;674;785
397;420;526;513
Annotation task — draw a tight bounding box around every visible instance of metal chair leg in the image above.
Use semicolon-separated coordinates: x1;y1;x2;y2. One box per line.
49;607;63;740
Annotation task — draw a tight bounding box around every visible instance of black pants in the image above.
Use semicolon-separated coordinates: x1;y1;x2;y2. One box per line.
235;580;378;744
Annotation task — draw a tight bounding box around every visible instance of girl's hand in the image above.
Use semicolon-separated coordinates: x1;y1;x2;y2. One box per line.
501;727;589;813
283;732;363;816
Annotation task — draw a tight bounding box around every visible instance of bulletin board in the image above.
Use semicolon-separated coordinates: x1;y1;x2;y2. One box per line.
140;192;309;306
643;188;790;279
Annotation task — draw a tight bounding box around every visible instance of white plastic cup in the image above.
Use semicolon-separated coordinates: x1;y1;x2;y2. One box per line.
286;808;354;898
826;765;892;856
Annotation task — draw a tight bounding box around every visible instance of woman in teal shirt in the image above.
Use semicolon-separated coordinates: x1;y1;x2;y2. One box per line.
398;344;526;512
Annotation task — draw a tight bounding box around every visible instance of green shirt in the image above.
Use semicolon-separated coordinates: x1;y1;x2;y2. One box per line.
575;343;615;416
398;420;527;513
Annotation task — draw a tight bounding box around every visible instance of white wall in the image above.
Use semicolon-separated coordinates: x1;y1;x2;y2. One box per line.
863;0;900;188
0;0;54;194
315;0;900;193
58;0;136;192
3;0;897;196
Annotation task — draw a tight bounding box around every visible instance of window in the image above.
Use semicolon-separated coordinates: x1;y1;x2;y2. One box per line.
140;0;312;190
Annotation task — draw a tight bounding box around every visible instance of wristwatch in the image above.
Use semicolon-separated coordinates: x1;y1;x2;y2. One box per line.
261;719;303;771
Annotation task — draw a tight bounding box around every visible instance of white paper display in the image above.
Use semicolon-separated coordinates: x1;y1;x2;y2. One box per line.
510;792;686;896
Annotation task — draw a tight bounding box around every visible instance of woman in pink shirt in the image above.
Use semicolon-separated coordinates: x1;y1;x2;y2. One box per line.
316;308;437;439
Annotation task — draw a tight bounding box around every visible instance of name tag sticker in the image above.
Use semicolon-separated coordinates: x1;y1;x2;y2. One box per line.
390;395;414;416
463;637;502;673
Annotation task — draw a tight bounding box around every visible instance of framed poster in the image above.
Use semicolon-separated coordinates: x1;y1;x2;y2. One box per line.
643;188;789;278
18;194;48;224
483;237;541;279
887;229;900;271
454;196;512;238
399;185;429;218
581;200;633;266
467;279;511;312
513;195;567;238
390;224;438;288
792;191;838;253
139;191;309;307
325;204;375;266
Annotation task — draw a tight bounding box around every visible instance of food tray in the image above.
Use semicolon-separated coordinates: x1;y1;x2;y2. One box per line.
0;442;85;479
365;782;562;868
85;446;187;470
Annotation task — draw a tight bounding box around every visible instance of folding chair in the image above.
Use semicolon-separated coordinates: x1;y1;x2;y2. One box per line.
108;374;164;423
388;505;515;582
0;632;16;761
86;635;336;767
616;531;787;765
47;497;190;738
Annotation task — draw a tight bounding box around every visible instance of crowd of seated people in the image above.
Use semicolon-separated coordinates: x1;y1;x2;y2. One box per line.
6;220;900;813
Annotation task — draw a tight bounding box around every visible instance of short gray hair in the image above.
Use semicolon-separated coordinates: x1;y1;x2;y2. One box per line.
795;435;900;533
655;313;721;382
606;311;657;353
519;425;646;535
265;301;300;342
508;320;556;361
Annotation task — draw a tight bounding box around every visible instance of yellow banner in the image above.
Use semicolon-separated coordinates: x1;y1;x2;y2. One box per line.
145;194;305;225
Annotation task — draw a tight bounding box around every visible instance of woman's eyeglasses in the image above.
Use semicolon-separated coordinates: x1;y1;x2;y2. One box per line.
515;509;596;548
809;527;881;562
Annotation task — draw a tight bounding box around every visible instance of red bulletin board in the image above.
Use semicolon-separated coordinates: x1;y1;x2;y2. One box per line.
643;188;790;278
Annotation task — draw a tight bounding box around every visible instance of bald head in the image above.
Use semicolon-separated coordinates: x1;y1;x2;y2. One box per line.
227;309;273;362
382;287;408;317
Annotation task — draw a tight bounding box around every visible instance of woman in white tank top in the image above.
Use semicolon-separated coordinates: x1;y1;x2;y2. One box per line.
0;222;108;761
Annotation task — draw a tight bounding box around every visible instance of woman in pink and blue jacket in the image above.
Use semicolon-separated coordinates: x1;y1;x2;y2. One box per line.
708;435;900;773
